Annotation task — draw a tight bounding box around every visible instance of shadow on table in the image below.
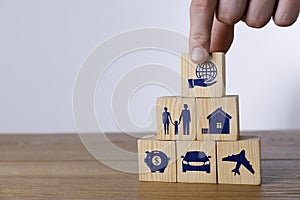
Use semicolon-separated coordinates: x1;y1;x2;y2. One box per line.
138;182;262;199
137;159;300;199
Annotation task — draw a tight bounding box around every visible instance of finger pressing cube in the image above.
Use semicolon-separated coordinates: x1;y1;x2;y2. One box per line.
181;52;226;98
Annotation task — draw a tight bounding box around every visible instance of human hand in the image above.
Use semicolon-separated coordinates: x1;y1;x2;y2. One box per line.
189;0;300;63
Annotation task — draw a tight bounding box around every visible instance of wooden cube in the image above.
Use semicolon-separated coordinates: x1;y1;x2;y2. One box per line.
156;97;196;140
196;95;240;141
217;136;261;185
138;138;176;182
181;52;225;97
176;140;217;183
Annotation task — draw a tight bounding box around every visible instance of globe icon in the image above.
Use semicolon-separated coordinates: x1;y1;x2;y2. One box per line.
196;61;218;82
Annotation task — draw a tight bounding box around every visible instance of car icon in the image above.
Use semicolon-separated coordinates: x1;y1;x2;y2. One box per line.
144;150;170;173
181;151;211;173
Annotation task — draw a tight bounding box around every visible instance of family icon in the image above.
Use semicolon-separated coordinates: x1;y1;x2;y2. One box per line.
162;104;191;135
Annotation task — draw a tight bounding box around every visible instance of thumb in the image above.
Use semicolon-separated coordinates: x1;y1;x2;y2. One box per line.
189;0;217;63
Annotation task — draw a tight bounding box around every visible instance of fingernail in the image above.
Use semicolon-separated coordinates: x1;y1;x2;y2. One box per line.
191;47;206;63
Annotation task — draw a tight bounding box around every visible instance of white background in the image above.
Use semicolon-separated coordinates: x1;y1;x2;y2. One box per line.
0;0;299;133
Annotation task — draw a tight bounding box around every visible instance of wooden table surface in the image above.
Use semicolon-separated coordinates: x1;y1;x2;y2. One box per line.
0;131;299;200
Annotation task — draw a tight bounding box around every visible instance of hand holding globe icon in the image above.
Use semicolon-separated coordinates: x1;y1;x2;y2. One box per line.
196;61;218;82
188;61;218;88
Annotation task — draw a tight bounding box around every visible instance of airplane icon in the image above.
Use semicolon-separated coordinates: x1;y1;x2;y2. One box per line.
222;150;255;176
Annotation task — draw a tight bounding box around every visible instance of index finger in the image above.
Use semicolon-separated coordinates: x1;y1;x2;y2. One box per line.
190;0;217;63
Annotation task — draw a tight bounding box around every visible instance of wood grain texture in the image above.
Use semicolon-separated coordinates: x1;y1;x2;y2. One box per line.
181;52;226;97
176;140;216;183
156;97;196;140
217;136;261;185
138;139;176;182
0;131;299;199
196;95;240;141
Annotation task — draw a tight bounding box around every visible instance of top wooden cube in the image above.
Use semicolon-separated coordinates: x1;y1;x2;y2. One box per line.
181;52;226;97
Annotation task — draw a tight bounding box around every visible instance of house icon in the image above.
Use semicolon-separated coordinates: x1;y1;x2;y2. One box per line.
202;107;232;134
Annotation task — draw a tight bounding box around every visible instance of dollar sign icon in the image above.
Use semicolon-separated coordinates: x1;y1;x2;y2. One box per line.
152;155;161;166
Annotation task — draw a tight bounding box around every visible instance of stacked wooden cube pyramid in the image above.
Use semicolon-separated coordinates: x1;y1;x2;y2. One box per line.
138;53;261;185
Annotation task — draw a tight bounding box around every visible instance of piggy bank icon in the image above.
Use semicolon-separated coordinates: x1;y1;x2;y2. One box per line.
144;150;170;173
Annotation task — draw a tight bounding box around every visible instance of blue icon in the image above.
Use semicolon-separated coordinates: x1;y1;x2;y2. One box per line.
171;120;180;135
222;150;255;176
181;151;211;173
162;107;172;134
144;150;170;173
179;104;191;135
188;61;218;88
202;107;232;134
162;104;191;135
